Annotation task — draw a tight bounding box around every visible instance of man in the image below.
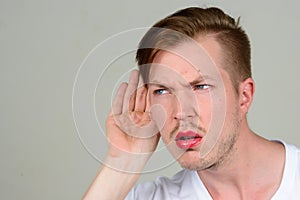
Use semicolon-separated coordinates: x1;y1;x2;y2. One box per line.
83;7;300;199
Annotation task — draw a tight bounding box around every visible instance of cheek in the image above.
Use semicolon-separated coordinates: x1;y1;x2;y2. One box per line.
149;96;174;131
150;95;174;115
196;95;213;125
206;91;237;137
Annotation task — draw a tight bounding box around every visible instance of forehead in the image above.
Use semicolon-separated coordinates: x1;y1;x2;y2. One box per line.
149;37;223;82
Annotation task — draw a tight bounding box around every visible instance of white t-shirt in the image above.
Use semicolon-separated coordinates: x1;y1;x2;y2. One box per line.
126;142;300;199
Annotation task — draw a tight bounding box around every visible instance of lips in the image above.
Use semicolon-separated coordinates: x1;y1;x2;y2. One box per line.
175;131;202;149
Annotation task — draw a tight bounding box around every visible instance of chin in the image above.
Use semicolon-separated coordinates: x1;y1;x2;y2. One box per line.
179;160;210;171
176;150;213;171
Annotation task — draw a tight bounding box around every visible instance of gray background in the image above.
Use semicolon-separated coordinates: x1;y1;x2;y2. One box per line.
1;0;299;199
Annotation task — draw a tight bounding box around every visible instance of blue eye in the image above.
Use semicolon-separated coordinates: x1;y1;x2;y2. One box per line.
194;84;210;90
154;89;169;95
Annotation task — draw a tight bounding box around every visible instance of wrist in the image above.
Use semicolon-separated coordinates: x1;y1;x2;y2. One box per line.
104;151;150;174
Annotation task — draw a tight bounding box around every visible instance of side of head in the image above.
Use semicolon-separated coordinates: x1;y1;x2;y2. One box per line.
136;7;252;93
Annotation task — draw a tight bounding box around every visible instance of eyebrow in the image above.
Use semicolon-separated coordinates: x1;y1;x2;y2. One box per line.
148;75;214;88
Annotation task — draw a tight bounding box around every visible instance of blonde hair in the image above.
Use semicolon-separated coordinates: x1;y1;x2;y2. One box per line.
136;7;251;91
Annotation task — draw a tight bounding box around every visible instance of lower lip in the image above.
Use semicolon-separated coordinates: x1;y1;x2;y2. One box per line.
176;137;202;149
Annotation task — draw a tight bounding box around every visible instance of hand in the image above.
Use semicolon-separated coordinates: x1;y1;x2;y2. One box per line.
83;70;159;199
106;70;160;160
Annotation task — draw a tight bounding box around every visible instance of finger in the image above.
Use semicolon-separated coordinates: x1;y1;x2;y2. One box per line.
134;85;147;112
145;88;152;112
122;70;139;113
110;82;128;116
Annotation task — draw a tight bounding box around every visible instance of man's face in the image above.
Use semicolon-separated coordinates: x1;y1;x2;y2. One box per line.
147;37;242;170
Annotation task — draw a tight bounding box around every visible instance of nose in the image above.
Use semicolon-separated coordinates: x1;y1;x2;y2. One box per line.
174;90;198;120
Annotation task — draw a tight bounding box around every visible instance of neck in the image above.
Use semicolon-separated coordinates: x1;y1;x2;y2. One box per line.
197;122;285;199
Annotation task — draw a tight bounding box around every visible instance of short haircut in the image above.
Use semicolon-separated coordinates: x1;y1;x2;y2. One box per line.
136;7;252;91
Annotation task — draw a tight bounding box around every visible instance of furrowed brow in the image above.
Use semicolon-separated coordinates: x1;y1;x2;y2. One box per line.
147;81;176;92
188;75;214;87
148;75;214;89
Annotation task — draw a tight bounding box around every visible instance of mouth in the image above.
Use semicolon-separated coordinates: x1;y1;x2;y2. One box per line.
175;131;203;149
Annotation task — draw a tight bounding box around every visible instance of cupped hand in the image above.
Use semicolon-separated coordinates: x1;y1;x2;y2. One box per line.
106;70;160;159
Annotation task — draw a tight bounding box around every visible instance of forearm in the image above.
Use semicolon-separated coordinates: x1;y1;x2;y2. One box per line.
83;70;159;199
83;155;148;200
83;166;139;200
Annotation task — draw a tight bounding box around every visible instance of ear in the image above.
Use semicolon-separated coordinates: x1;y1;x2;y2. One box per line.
239;78;255;115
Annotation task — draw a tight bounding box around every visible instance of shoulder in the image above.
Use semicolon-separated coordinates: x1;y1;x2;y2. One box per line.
283;142;300;163
280;141;300;176
272;141;300;199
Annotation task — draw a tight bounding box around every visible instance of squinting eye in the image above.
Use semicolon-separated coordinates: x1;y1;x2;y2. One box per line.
194;84;210;90
154;89;169;95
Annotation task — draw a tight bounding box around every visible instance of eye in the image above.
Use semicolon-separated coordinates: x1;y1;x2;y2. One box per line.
194;84;211;91
153;88;169;95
